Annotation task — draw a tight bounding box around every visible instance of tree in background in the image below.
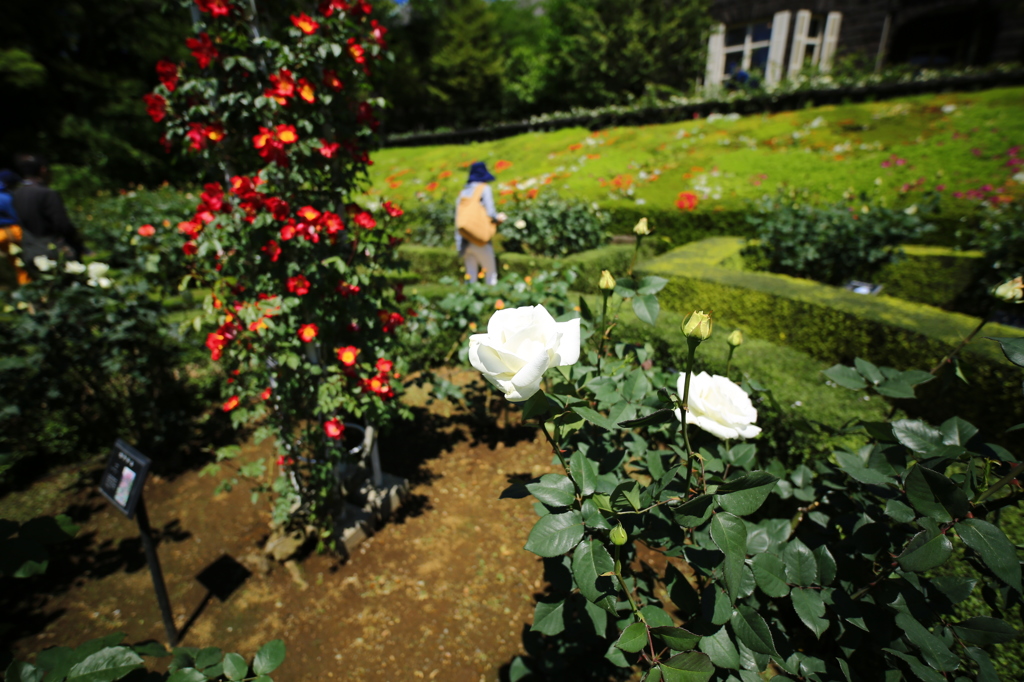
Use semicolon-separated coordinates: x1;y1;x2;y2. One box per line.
0;0;191;191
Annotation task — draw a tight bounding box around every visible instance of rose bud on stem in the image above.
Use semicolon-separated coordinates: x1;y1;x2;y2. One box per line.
726;328;743;377
679;310;712;495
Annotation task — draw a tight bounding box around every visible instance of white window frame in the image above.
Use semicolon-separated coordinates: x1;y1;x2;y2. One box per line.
788;10;842;76
722;21;774;73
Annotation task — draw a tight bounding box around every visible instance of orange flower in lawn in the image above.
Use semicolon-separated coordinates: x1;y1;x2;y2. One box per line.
324;419;345;439
138;224;156;237
424;182;439;192
494;299;505;310
291;12;320;34
494;160;512;172
676;191;699;211
222;395;240;411
297;324;318;342
336;345;360;366
438;170;452;180
287;274;311;296
297;78;315;103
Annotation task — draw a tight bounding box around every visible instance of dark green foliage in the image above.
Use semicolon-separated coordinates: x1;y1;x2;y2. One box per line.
498;194;610;257
744;190;937;285
967;199;1024;290
874;245;985;309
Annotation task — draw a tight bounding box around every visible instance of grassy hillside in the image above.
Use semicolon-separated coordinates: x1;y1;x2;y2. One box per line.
368;87;1024;215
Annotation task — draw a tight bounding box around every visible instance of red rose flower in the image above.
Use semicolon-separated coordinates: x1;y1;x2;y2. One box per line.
291;12;320;34
143;93;167;123
370;19;388;47
378;310;404;333
287;274;311;296
279;222;297;241
353;211;376;229
155;60;179;92
183;241;198;255
265;69;296;105
260;387;273;400
196;0;232;18
382;201;403;217
222;395;240;411
336;345;360;366
324;419;344;439
336;281;360;297
178;220;201;238
138;224;156;237
347;38;366;64
323;69;344;92
375;358;393;375
318;139;341;158
297;205;321;222
320;211;344;235
262;239;282;262
297;78;315;104
675;191;699;211
185;32;219;69
298;323;319;342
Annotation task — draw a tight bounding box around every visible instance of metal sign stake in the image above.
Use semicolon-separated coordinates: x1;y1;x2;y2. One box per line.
135;496;178;646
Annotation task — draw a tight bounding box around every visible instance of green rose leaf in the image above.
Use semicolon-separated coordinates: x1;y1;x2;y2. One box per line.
987;336;1024;367
66;646;144;682
813;545;836;586
965;647;999;682
632;294;660;326
222;653;248;681
673;494;714;527
526;474;576;508
955;518;1023;592
710;512;747;600
194;647;221;670
784;539;817;587
524;511;584;557
650;626;701;652
751;552;790;598
531;599;566;636
569;451;599;497
883;650;945;682
637;275;669;295
571;405;618;430
714;471;778;494
895;612;959;671
3;662;44;682
167;669;207;682
791;587;829;638
951;617;1018;646
659;651;714;682
884;499;916;523
253;640;286;676
698;625;739;669
892;419;943;454
905;465;970;523
571;538;618;614
581;498;612;530
618;408;678;428
930;576;977;604
615;622;649;653
939;416;979;446
716;479;777;516
897;529;953;572
731;605;778;656
854;357;884;385
823;364;867;390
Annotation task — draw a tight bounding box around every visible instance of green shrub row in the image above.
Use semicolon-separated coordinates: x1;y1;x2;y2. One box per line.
638;237;1024;433
875;244;985;308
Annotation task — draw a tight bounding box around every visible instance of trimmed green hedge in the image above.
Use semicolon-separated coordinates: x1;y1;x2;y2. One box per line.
875;244;984;308
638;237;1024;432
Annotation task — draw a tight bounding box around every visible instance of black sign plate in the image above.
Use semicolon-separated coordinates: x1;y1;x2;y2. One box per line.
99;439;152;519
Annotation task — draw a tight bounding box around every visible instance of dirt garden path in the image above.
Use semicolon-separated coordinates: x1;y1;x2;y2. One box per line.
1;372;562;681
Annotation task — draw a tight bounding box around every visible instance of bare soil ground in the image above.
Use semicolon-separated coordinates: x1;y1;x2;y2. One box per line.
1;372;561;681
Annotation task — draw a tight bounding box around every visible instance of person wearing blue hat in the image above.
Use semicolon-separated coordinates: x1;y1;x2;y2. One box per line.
0;169;32;285
454;161;506;285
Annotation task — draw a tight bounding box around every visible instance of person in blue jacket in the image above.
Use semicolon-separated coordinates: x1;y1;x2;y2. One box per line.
454;161;506;285
0;169;32;285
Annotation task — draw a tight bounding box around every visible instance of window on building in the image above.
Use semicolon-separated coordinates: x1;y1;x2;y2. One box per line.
723;20;773;77
789;10;842;76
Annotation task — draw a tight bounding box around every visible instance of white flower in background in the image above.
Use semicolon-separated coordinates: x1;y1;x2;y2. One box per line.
33;256;56;272
675;372;761;440
514;219;527;230
65;261;87;275
468;304;580;402
941;104;957;114
904;204;918;215
87;262;110;279
1013;171;1024;184
95;277;113;289
8;243;21;255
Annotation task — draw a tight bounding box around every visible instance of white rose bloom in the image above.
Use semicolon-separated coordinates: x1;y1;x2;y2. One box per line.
65;261;87;275
514;219;527;230
96;277;113;289
33;255;57;272
674;371;761;440
468;304;580;402
87;262;110;279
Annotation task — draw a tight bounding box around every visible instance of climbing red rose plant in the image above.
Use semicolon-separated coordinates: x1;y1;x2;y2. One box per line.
147;0;409;539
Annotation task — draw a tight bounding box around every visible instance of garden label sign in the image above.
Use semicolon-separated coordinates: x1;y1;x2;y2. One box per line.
99;439;151;518
99;439;177;645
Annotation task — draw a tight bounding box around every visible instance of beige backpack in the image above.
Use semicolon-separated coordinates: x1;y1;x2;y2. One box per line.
456;183;496;247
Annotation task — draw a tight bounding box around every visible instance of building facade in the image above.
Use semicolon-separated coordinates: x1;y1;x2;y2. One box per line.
705;0;1024;88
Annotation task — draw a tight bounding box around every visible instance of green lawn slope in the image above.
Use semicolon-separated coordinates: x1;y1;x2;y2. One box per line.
368;87;1024;216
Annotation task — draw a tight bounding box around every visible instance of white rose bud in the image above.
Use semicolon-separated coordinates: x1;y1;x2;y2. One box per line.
633;217;650;236
65;261;87;275
97;277;113;289
87;262;110;279
514;219;527;230
599;270;616;291
675;372;761;440
993;276;1023;304
727;329;743;347
682;310;713;341
904;204;918;215
468;304;581;402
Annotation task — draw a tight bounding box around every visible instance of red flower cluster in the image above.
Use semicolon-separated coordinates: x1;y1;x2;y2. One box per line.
253;124;299;165
195;0;232;17
265;69;296;104
298;323;319;342
287;274;311;296
353;210;376;229
291;12;320;35
370;19;388;47
336;345;360;366
356;102;378;130
143;94;167;123
360;358;395;400
262;239;282;262
378;310;404;333
187;122;225;151
138;224;156;237
318;139;341;158
279;206;344;243
156;60;179;92
382;201;403;217
222;395;240;411
206;319;241;361
675;191;699;211
336;281;360;296
347;38;366;65
186;32;220;69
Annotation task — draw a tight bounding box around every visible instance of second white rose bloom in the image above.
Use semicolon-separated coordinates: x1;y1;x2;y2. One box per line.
468;304;580;402
675;371;761;440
